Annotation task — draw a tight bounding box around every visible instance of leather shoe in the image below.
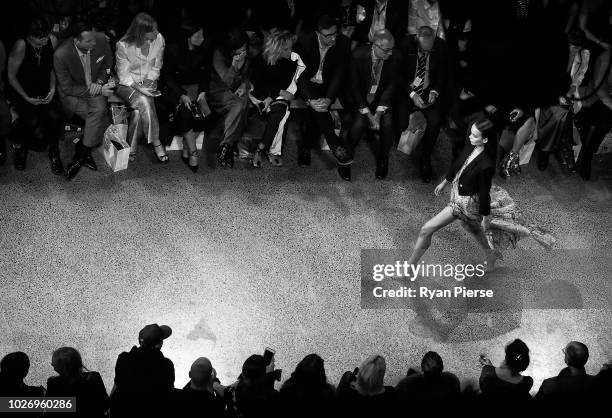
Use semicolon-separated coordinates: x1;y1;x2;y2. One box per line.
537;150;549;171
217;144;234;168
49;152;64;175
334;146;353;165
298;150;311;167
65;160;82;180
420;158;432;183
337;164;351;181
561;147;576;173
14;147;27;170
83;153;97;171
375;156;389;180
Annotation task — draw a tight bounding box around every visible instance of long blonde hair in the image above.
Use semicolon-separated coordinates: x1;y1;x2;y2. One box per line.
263;30;294;66
356;355;386;396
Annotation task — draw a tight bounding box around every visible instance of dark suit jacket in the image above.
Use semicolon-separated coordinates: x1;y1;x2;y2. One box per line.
349;44;400;110
399;35;449;100
353;0;408;44
293;31;351;102
53;33;112;114
535;368;598;403
445;145;495;216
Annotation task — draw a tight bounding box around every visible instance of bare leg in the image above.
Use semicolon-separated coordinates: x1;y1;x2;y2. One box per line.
407;206;457;265
183;129;197;152
511;116;536;153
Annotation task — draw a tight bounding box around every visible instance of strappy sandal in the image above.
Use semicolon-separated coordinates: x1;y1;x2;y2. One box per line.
153;143;169;163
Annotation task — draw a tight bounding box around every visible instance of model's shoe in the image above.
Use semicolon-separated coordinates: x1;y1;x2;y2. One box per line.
268;154;283;167
333;146;353;165
65;159;83;180
337;164;351;181
298;150;311;167
561;147;577;173
253;148;264;168
49;150;64;175
14;147;27;170
153;142;169;163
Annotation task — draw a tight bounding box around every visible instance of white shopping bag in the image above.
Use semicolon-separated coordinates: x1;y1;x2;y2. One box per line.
397;112;426;155
103;123;130;172
519;140;536;165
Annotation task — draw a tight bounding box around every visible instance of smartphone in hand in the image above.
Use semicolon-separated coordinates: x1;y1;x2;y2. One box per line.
263;347;275;366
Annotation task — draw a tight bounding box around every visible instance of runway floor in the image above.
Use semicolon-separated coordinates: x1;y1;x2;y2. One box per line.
1;126;611;394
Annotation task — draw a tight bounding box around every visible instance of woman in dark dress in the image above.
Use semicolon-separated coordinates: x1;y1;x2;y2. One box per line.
250;29;306;167
407;119;556;272
157;19;211;172
478;339;534;404
46;347;110;418
0;352;45;418
7;16;63;173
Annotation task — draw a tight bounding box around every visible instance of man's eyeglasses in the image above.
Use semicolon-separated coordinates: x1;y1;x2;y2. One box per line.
374;44;393;54
317;30;338;39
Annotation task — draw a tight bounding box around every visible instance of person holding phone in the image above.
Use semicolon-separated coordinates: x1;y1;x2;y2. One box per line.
7;16;64;173
115;12;167;163
207;28;252;169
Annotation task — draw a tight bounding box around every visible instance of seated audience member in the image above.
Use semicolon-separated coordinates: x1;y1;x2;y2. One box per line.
279;353;336;418
337;355;399;417
0;352;45;418
578;0;612;52
115;12;168;163
347;29;399;180
54;19;114;180
293;14;352;179
224;354;280;418
250;29;306;168
353;0;408;45
157;19;210;172
181;357;225;418
395;351;460;406
573;44;612;180
7;16;63;173
46;347;110;418
407;0;446;40
478;339;533;405
0;40;9;166
398;25;450;183
536;29;590;173
208;28;251;169
536;341;598;407
110;323;175;418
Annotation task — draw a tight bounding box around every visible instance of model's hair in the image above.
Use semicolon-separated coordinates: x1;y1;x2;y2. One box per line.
565;341;589;368
505;339;530;373
263;30;293;65
121;12;157;46
356;355;386;396
473;118;497;158
26;16;51;38
51;347;88;380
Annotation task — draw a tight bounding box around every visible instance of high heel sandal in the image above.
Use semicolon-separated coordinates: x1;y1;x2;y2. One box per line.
153;142;169;163
181;148;199;173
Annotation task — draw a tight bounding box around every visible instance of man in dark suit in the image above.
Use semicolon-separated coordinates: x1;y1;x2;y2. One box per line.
535;341;598;412
54;19;113;180
347;29;400;180
353;0;408;45
293;14;352;180
398;25;450;182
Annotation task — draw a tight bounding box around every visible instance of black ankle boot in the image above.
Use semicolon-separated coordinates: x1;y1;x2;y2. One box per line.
49;148;64;175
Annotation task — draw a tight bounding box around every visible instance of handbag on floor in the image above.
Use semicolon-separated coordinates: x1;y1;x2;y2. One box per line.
103;105;130;172
397;111;426;155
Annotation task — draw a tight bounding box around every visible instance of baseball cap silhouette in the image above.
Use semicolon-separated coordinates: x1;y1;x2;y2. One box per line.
138;324;172;347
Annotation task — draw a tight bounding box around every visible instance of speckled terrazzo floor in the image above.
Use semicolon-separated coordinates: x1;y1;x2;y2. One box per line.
1;123;611;395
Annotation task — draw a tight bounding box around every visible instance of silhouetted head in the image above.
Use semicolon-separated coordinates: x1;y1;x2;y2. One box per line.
356;355;386;396
421;351;444;378
189;357;214;387
505;339;530;374
51;347;85;379
291;353;327;385
564;341;589;368
0;352;30;383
